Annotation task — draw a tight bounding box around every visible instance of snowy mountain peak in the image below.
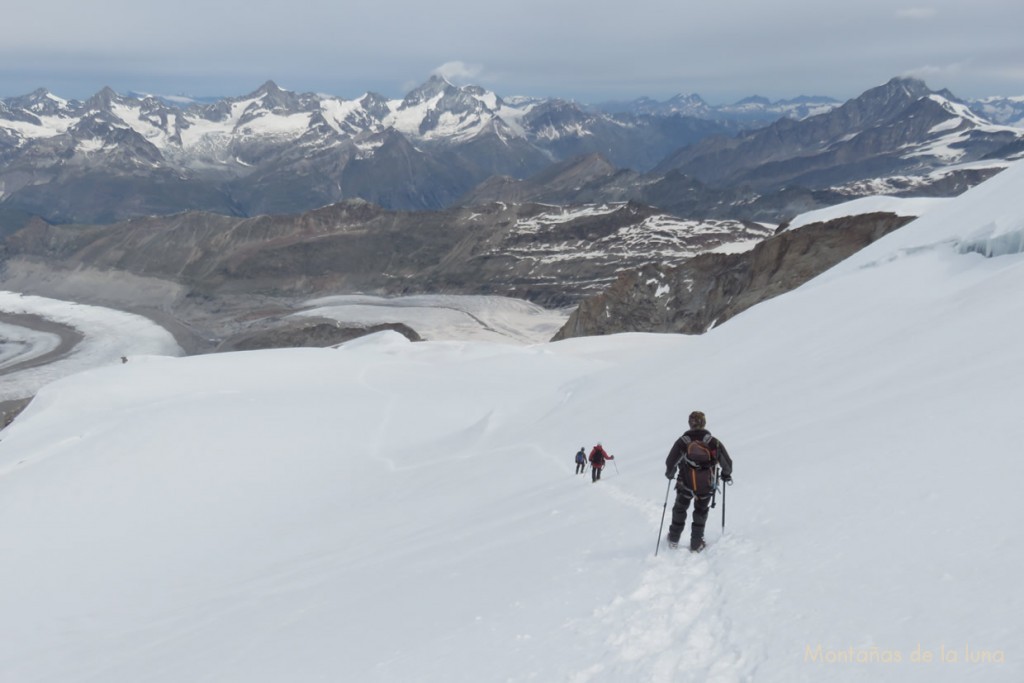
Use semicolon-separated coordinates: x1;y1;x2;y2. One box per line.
240;80;308;114
359;92;392;120
400;75;457;108
84;86;126;112
386;76;509;141
8;88;71;116
873;76;933;105
254;79;284;94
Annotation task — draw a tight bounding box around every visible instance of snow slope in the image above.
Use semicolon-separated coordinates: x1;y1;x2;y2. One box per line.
2;163;1023;681
298;294;570;344
783;195;951;232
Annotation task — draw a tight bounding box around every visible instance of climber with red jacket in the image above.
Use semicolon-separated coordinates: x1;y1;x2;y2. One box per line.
588;442;614;482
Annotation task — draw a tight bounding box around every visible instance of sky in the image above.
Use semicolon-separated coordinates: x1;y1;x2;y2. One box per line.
1;160;1022;681
2;0;1023;104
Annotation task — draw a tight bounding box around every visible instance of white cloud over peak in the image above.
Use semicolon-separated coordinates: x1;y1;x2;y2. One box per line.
432;61;485;85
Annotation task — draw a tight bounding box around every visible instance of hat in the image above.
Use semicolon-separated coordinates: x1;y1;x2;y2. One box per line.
688;411;706;429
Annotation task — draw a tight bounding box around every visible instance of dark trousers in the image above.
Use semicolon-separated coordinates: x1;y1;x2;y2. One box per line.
667;486;711;547
576;461;586;474
591;465;603;481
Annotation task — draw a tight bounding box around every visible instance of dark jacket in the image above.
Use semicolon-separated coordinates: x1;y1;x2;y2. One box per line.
665;429;733;496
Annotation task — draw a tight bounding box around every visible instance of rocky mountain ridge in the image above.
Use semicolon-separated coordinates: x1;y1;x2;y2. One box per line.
2;77;1019;227
0;77;733;222
655;78;1021;192
472;78;1021;223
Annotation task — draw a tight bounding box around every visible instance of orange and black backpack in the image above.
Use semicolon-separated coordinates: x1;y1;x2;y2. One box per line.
681;433;716;469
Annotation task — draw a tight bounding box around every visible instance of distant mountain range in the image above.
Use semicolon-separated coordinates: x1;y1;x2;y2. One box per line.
0;77;733;223
594;90;1024;128
0;76;1021;228
2;76;1024;349
468;78;1023;220
591;93;843;125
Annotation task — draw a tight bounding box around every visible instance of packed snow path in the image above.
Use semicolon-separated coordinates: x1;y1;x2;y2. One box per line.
562;469;761;682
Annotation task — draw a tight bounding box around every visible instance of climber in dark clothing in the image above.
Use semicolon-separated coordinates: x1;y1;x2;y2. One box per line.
575;447;587;474
664;411;733;552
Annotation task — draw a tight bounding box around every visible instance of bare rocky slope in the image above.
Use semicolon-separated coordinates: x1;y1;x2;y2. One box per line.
0;198;773;349
553;212;914;339
3;200;770;308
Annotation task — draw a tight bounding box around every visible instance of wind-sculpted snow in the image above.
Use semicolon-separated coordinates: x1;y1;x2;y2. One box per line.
1;162;1023;681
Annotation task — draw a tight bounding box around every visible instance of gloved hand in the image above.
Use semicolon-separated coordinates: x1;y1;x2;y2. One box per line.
665;470;675;480
721;473;732;483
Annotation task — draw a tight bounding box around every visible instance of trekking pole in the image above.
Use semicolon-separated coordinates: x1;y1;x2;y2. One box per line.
612;457;620;475
655;478;673;556
721;479;728;532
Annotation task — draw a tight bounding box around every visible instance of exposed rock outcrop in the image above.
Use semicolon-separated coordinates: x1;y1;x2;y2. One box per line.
553;212;914;339
215;319;422;352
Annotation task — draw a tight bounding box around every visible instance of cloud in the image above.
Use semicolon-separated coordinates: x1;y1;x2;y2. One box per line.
431;61;485;85
903;61;970;80
896;7;937;19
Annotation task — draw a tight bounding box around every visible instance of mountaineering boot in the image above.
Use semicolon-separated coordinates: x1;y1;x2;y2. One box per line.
689;539;706;553
666;536;679;549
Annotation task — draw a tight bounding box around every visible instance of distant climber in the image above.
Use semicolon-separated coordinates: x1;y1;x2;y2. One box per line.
589;442;614;482
575;447;587;475
664;411;733;552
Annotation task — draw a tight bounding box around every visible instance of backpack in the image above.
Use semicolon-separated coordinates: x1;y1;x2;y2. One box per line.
681;433;716;469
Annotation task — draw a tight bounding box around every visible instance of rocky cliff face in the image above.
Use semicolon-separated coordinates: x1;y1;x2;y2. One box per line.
552;212;914;339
